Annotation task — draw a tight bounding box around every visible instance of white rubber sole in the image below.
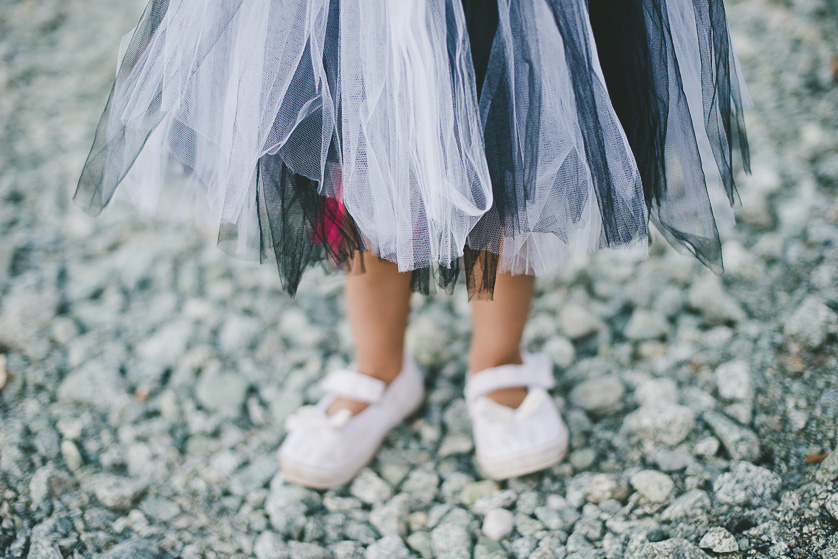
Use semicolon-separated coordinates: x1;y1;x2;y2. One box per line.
278;438;386;490
476;424;569;480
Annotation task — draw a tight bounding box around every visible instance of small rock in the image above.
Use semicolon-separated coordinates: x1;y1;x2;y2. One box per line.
511;537;538;559
91;475;148;510
713;461;782;506
438;434;474;457
431;508;472;557
57;358;127;409
140;497;180;522
195;369;249;413
61;440;84;471
569;448;597;471
218;314;262;354
228;456;277;496
370;494;410;536
460;480;500;507
559;303;605;340
543;336;576;368
474;537;507;559
652;446;694;472
255;532;286;559
407;314;452;368
687;278;746;326
699;527;739;553
350;469;393;505
286;542;331;559
29;466;73;507
630;470;674;503
365;535;411;559
661;490;712;521
331;541;364;559
586;474;628;504
100;538;169;559
703;411;760;461
714;360;754;401
401;470;439;510
634;378;679;407
471;489;517;516
784;297;838;349
482;509;514;541
624;310;670;341
643;537;710;558
569;375;625;413
692;437;720;458
817;447;838;484
623;404;696;446
825;494;838;521
406;532;433;559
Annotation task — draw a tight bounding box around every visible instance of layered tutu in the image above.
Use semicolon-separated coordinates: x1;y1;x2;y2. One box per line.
75;0;750;297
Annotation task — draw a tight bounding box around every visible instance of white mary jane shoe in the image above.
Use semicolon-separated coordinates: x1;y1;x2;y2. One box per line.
278;355;424;489
465;352;569;480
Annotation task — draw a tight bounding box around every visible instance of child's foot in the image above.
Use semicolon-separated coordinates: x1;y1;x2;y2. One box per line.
278;354;424;489
465;352;568;480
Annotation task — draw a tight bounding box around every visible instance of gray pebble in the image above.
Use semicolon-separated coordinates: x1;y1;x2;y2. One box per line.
91;475;148;510
350;469;393;505
406;532;434;559
100;538;169;559
784;296;838;349
559;304;605;340
630;470;674;503
569;375;625;413
369;494;409;536
713;461;782;506
195;369;249;413
365;535;410;559
624;309;670;340
622;404;695;446
714;360;754;401
703;411;760;461
698;527;739;553
661;489;712;521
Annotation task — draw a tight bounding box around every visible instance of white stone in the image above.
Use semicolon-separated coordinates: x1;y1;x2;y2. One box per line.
569;375;625;413
559;303;605;340
624;310;670;341
699;527;739;553
543;335;576;368
622;404;696;447
482;508;514;541
630;470;674;503
714;360;754;401
784;296;838;349
634;378;679;407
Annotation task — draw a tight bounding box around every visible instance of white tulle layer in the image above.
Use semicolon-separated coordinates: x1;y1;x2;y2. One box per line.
94;0;749;278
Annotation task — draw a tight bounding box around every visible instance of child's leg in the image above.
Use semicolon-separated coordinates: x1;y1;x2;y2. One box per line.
328;250;413;416
467;272;535;408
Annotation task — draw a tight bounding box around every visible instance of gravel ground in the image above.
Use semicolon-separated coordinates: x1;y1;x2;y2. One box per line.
1;0;838;558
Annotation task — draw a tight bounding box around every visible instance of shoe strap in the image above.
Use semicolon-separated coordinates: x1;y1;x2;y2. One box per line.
319;368;387;404
464;353;555;401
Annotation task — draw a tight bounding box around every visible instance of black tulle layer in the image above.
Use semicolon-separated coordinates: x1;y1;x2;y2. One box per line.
75;0;750;298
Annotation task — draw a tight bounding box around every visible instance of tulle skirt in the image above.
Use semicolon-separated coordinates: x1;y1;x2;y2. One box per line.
75;0;750;297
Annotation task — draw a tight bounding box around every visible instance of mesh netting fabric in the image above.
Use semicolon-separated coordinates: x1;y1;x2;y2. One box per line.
75;0;750;297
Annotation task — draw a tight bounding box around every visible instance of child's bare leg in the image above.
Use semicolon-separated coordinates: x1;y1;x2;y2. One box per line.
467;272;535;409
328;250;412;415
